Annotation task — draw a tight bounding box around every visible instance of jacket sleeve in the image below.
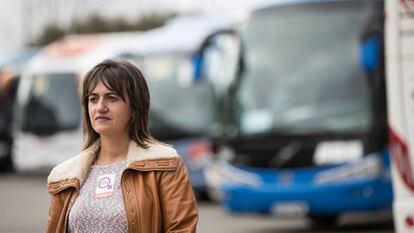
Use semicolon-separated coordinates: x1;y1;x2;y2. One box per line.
46;193;63;233
159;157;199;233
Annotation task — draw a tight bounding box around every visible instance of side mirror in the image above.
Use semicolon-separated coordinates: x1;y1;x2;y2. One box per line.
360;35;381;72
193;29;242;93
193;29;243;141
359;14;383;73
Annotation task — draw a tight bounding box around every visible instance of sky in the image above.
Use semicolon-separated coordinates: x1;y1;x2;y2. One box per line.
0;0;262;63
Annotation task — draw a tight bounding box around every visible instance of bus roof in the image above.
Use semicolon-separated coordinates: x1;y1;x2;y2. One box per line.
253;0;382;12
24;31;143;75
129;14;232;56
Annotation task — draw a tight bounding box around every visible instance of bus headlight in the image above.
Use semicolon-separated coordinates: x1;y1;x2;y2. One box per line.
205;160;262;186
204;159;262;200
314;154;382;185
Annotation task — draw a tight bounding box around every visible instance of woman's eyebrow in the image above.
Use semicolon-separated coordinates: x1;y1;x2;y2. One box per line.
104;92;119;96
88;91;118;96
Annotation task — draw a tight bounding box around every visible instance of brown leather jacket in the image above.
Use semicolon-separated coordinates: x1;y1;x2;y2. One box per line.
46;141;198;233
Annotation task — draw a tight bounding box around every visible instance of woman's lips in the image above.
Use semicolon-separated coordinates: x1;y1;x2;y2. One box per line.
95;116;111;121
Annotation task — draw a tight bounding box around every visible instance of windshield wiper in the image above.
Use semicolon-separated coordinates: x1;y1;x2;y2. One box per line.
269;140;303;168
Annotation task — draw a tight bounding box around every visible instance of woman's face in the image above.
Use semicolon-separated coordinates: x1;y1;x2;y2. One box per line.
88;80;132;137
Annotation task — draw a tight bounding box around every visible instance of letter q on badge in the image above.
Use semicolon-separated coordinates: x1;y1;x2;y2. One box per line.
95;173;116;199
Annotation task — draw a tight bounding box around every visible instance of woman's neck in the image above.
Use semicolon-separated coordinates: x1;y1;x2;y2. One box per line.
96;135;130;165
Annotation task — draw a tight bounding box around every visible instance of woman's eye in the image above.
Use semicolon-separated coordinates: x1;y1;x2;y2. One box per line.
108;95;118;102
88;96;97;103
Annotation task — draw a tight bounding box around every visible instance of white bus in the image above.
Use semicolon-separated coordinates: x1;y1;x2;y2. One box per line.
13;32;143;172
385;0;414;232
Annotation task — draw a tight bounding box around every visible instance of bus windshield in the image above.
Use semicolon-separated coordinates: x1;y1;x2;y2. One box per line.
17;73;81;134
236;1;381;136
141;54;214;139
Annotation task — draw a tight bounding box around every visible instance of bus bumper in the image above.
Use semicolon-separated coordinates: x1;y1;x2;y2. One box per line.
205;152;393;215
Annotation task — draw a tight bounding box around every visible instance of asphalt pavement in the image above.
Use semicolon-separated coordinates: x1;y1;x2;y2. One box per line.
0;172;395;233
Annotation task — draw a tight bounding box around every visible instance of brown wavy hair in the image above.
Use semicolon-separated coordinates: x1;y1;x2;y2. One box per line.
81;59;157;149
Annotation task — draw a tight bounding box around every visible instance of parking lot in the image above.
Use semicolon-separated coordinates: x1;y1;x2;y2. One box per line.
0;172;394;233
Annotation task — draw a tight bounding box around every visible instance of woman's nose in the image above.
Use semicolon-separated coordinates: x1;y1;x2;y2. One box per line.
97;99;108;112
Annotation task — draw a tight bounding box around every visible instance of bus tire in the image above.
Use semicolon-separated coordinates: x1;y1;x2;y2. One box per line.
309;214;339;229
0;141;13;172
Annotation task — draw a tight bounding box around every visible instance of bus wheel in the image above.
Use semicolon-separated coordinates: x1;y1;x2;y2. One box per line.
0;154;13;172
309;214;339;229
0;141;13;172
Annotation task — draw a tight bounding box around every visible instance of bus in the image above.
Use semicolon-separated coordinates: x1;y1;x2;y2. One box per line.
385;0;414;232
196;0;390;225
12;32;143;171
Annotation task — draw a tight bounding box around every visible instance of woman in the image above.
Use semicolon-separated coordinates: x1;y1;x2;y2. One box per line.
46;59;198;233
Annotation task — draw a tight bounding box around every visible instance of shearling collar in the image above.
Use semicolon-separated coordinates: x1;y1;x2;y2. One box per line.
47;140;178;187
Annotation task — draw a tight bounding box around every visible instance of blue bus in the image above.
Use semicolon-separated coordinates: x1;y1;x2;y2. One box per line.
196;0;390;225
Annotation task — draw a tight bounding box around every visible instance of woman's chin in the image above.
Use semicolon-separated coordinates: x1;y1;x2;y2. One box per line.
93;127;113;136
